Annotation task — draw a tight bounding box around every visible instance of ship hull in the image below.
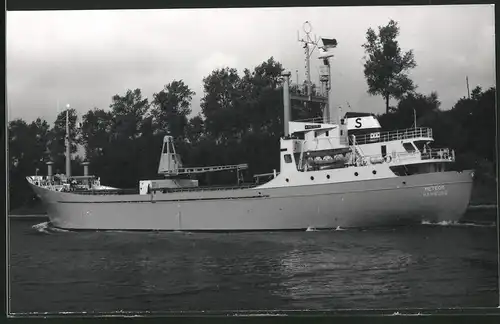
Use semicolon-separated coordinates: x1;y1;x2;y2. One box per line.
30;170;474;231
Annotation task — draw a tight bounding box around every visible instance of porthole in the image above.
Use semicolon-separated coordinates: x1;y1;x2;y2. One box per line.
372;170;377;175
286;178;289;182
310;176;314;180
354;172;359;176
326;175;330;179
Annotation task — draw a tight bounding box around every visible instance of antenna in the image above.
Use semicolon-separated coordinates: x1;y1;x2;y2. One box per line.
65;104;71;178
297;21;320;97
346;101;352;111
413;108;417;130
466;76;470;99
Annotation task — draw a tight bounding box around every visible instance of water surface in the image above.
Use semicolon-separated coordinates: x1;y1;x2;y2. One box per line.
9;217;498;314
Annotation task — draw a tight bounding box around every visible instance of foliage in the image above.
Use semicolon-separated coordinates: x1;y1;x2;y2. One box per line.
362;19;417;113
378;91;441;131
201;67;244;143
8;118;52;209
109;88;150;141
151;80;194;140
80;108;113;161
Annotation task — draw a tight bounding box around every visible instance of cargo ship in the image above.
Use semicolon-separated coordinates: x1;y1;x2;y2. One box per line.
26;22;474;231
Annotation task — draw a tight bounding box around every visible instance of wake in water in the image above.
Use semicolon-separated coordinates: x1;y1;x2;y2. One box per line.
30;223;196;235
306;226;346;232
30;221;493;235
421;220;496;228
31;222;71;234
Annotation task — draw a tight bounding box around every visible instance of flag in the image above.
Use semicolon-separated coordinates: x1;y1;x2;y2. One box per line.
321;38;337;49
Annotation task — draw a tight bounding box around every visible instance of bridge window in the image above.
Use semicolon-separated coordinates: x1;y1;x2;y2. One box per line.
402;142;416;153
284;154;292;163
414;140;430;153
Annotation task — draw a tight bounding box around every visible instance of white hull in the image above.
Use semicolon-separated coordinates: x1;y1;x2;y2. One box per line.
30;170;474;231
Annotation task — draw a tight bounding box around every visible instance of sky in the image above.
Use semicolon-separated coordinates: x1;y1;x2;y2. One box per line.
6;5;496;125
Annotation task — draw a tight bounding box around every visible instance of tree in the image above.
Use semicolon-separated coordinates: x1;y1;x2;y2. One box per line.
185;114;205;144
9;118;50;171
378;91;441;130
109;88;150;140
451;86;496;164
80;108;113;161
8;117;52;210
201;67;243;143
362;19;417;113
150;80;195;140
240;57;288;137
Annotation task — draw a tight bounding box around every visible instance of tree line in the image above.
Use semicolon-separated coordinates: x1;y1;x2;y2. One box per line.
7;20;496;211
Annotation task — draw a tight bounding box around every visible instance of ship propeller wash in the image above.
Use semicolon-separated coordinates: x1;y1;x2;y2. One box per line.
26;22;474;231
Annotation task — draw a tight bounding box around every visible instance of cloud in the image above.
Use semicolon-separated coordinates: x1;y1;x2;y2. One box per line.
6;5;495;124
197;52;239;79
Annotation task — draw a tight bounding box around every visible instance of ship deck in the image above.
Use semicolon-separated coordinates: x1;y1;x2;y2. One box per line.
70;183;259;195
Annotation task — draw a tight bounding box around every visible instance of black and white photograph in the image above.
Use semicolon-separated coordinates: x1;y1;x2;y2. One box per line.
6;4;498;316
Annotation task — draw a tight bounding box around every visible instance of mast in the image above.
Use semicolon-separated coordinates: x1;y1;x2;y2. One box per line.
294;21;337;124
318;40;337;124
466;76;470;99
414;108;417;130
319;58;332;123
282;72;292;136
298;21;317;100
65;104;71;178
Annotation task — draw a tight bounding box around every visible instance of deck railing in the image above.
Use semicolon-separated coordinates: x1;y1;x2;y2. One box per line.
152;183;258;193
360;147;454;165
72;184;259;196
353;127;433;145
75;189;139;195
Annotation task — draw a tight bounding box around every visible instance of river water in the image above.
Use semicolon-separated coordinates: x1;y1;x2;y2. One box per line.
8;214;498;315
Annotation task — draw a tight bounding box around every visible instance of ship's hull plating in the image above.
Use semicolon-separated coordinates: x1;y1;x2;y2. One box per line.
30;171;474;231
